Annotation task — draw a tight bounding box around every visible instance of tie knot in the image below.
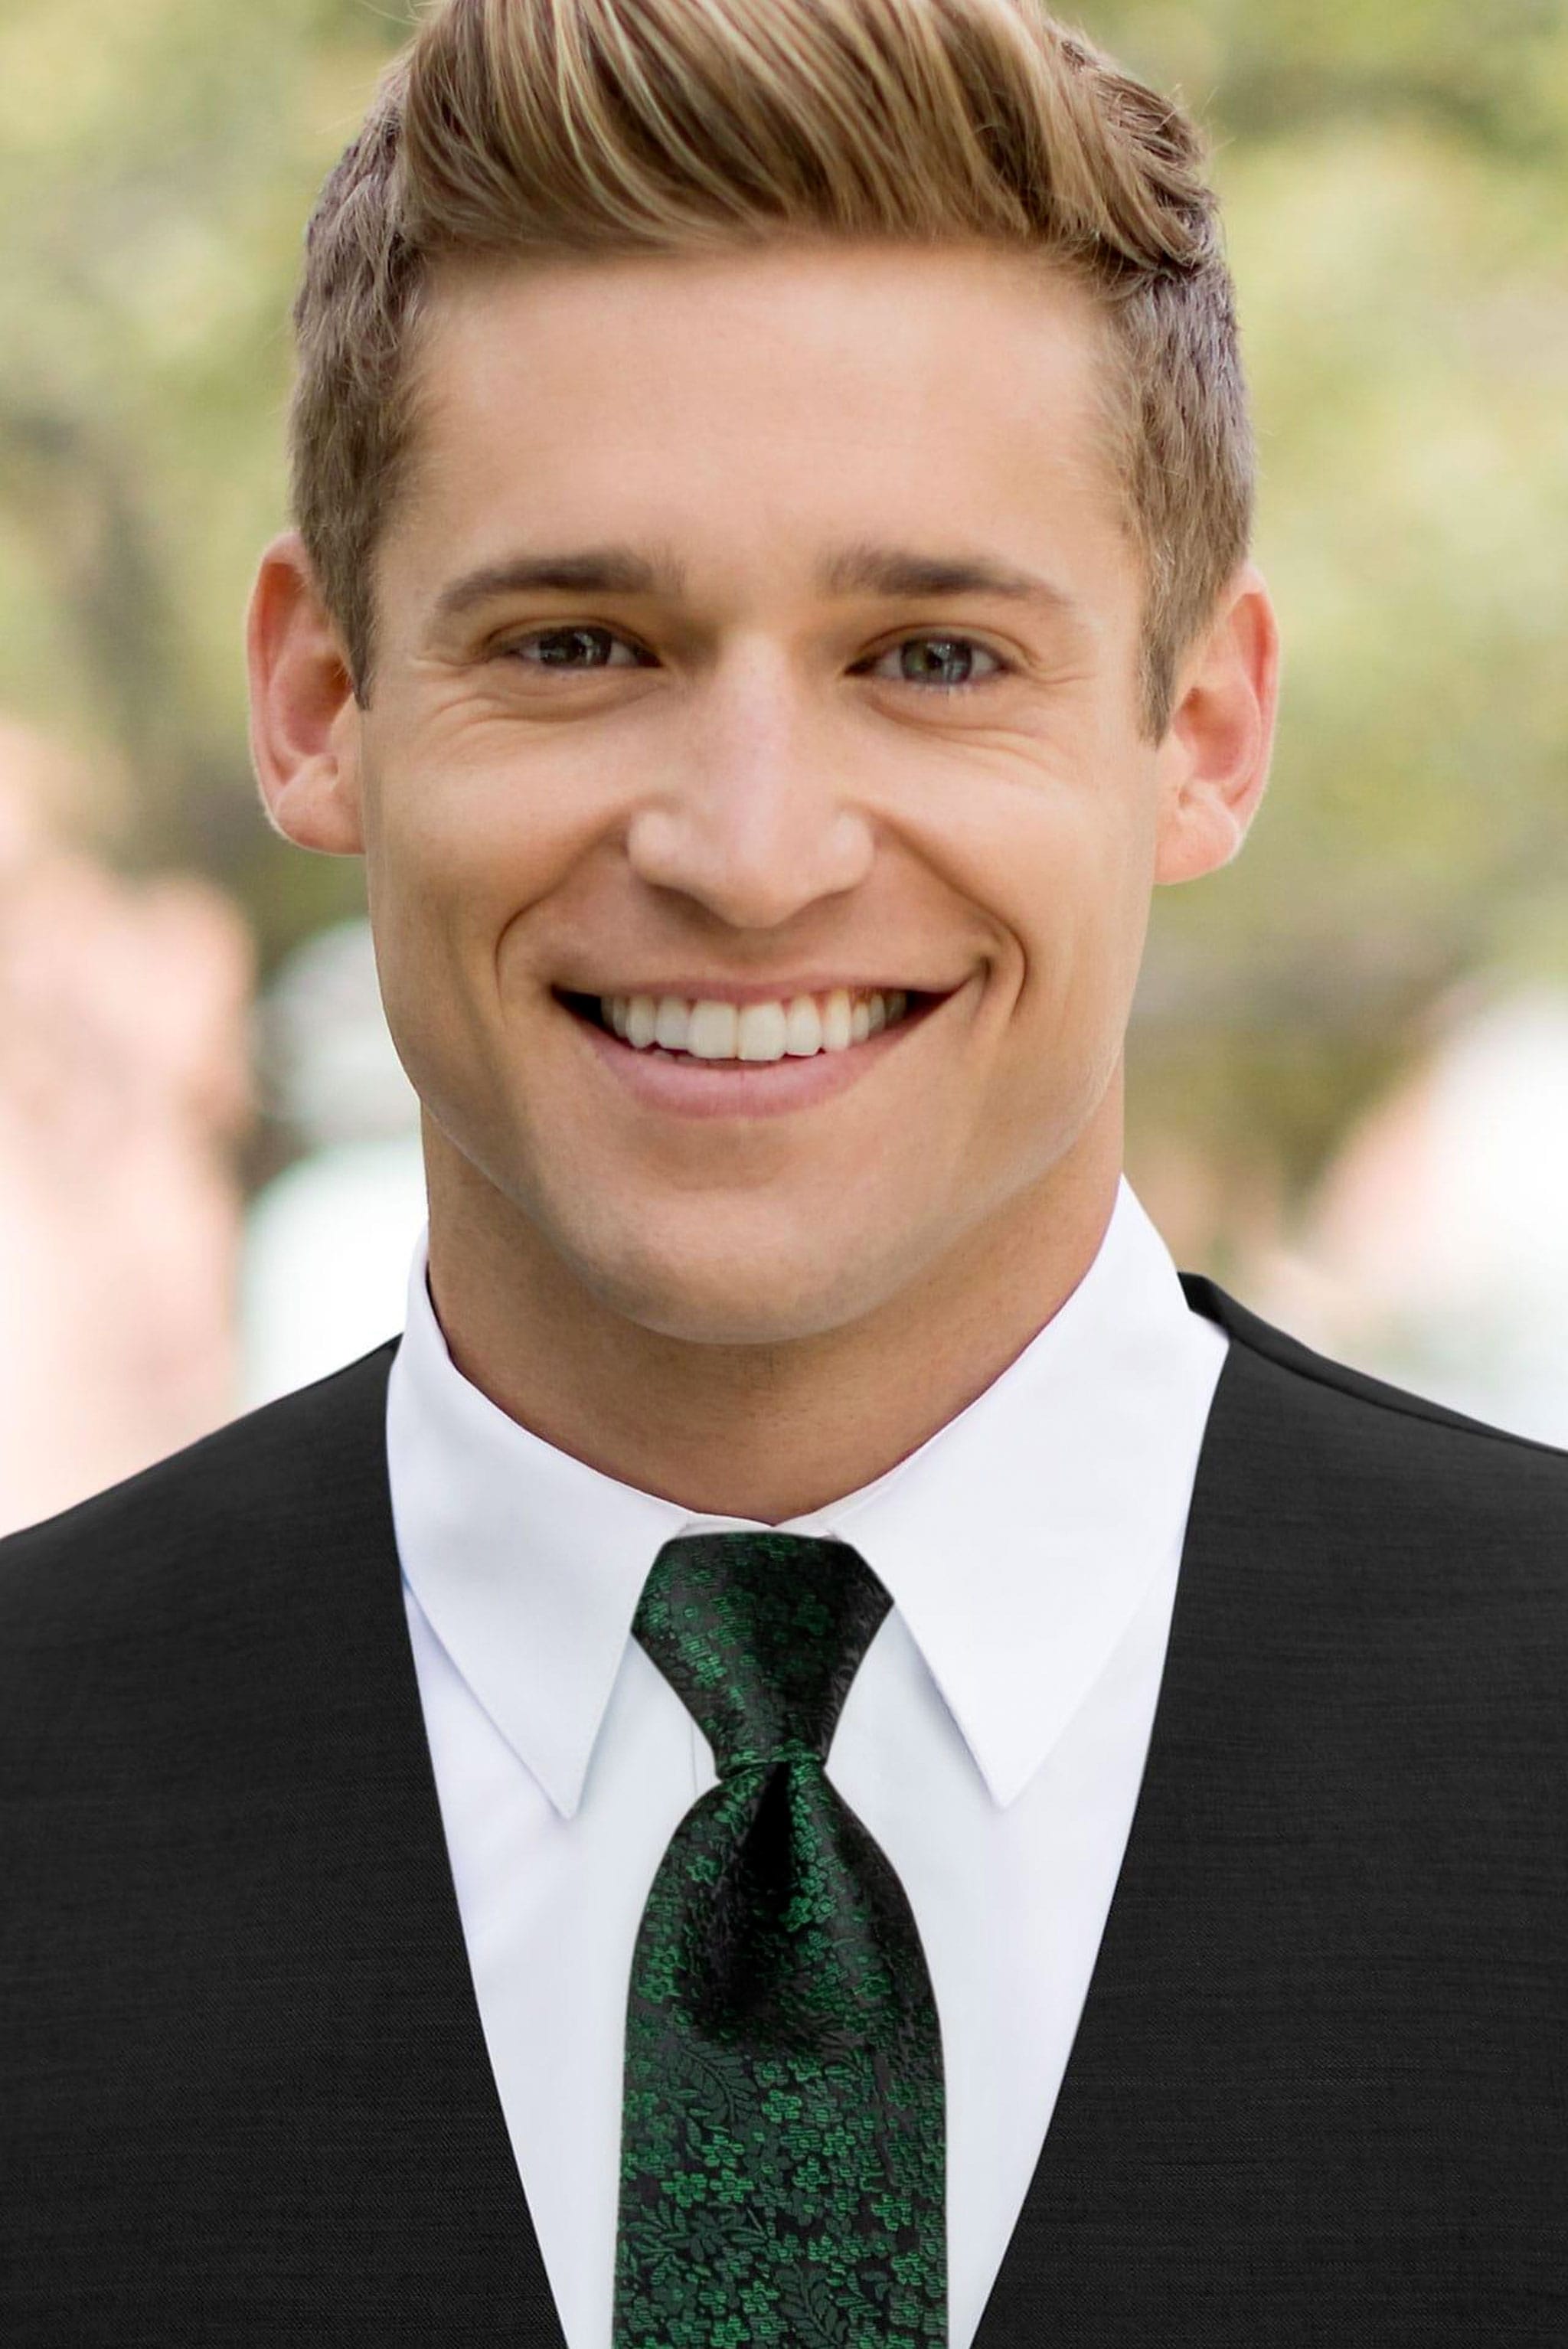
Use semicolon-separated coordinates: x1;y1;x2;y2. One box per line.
632;1532;891;1776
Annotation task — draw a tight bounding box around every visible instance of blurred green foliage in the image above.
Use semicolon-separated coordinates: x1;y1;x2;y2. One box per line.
2;0;1565;1206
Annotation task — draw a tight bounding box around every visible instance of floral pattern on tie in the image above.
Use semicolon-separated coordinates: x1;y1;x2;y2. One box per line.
615;1531;948;2349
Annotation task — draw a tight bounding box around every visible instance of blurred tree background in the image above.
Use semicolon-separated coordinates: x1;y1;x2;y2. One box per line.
2;0;1565;1269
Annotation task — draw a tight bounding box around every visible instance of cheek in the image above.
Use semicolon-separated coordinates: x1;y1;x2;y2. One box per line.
368;746;579;975
926;763;1152;1004
360;808;509;1105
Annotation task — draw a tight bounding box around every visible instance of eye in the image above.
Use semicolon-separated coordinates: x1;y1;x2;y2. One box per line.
495;625;651;670
858;635;1008;691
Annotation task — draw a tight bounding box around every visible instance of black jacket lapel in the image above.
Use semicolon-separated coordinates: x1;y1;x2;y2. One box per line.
0;1337;565;2345
972;1276;1568;2347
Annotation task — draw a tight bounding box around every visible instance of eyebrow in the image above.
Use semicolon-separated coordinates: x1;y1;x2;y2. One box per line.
426;540;1080;631
818;542;1076;613
430;547;682;627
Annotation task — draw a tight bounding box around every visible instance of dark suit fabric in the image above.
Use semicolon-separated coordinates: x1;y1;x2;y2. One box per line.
2;1275;1564;2344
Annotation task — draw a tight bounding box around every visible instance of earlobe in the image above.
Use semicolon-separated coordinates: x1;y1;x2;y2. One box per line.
1153;564;1280;888
245;530;367;858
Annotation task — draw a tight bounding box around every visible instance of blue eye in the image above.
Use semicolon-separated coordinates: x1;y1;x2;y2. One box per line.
493;626;1006;688
865;636;1005;689
499;626;646;668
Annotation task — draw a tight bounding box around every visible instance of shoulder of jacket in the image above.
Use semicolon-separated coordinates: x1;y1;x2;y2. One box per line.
1181;1266;1568;1587
1182;1268;1568;1469
0;1336;400;1633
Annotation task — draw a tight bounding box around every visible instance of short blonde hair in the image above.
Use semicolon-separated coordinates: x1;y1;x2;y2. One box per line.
289;0;1253;737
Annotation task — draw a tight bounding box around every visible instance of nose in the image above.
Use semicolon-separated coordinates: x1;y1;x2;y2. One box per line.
624;646;875;931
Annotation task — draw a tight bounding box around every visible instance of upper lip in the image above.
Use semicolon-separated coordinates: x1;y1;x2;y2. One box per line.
556;980;949;1005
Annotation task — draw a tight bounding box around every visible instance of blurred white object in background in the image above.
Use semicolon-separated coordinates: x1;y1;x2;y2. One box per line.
240;916;425;1407
1252;982;1568;1445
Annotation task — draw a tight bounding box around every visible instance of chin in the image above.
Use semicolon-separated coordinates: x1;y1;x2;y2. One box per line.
576;1229;902;1351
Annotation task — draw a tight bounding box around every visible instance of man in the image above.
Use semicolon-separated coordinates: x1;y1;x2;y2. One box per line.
2;1;1563;2342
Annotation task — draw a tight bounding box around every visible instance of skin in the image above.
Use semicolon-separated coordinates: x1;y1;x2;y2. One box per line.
247;238;1278;1521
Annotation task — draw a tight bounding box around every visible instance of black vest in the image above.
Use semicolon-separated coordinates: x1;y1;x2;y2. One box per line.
2;1276;1565;2344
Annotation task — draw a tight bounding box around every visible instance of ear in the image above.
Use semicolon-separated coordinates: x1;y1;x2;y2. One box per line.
1153;563;1280;887
245;530;366;856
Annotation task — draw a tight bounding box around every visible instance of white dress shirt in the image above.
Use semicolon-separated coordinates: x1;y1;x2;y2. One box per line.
386;1174;1229;2348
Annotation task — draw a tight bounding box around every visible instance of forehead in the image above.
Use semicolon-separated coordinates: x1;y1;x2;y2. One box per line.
387;239;1129;606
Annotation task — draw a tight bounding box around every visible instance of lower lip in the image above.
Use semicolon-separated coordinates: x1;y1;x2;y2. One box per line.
564;997;946;1119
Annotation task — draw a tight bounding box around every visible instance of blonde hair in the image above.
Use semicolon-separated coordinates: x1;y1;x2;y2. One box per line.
289;0;1253;737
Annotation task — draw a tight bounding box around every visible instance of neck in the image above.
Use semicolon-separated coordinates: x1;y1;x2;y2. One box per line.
421;1090;1124;1523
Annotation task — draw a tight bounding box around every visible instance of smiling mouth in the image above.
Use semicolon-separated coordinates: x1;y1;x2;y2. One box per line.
557;985;941;1063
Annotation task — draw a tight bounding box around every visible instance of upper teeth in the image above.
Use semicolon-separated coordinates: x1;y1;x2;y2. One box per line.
601;988;909;1061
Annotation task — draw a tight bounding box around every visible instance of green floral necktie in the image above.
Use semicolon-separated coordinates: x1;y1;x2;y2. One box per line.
614;1531;948;2349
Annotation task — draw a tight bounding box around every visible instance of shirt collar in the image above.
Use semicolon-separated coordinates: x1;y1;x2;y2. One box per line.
387;1174;1224;1818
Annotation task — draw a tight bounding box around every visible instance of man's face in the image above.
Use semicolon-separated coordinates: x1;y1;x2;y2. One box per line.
353;241;1177;1344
